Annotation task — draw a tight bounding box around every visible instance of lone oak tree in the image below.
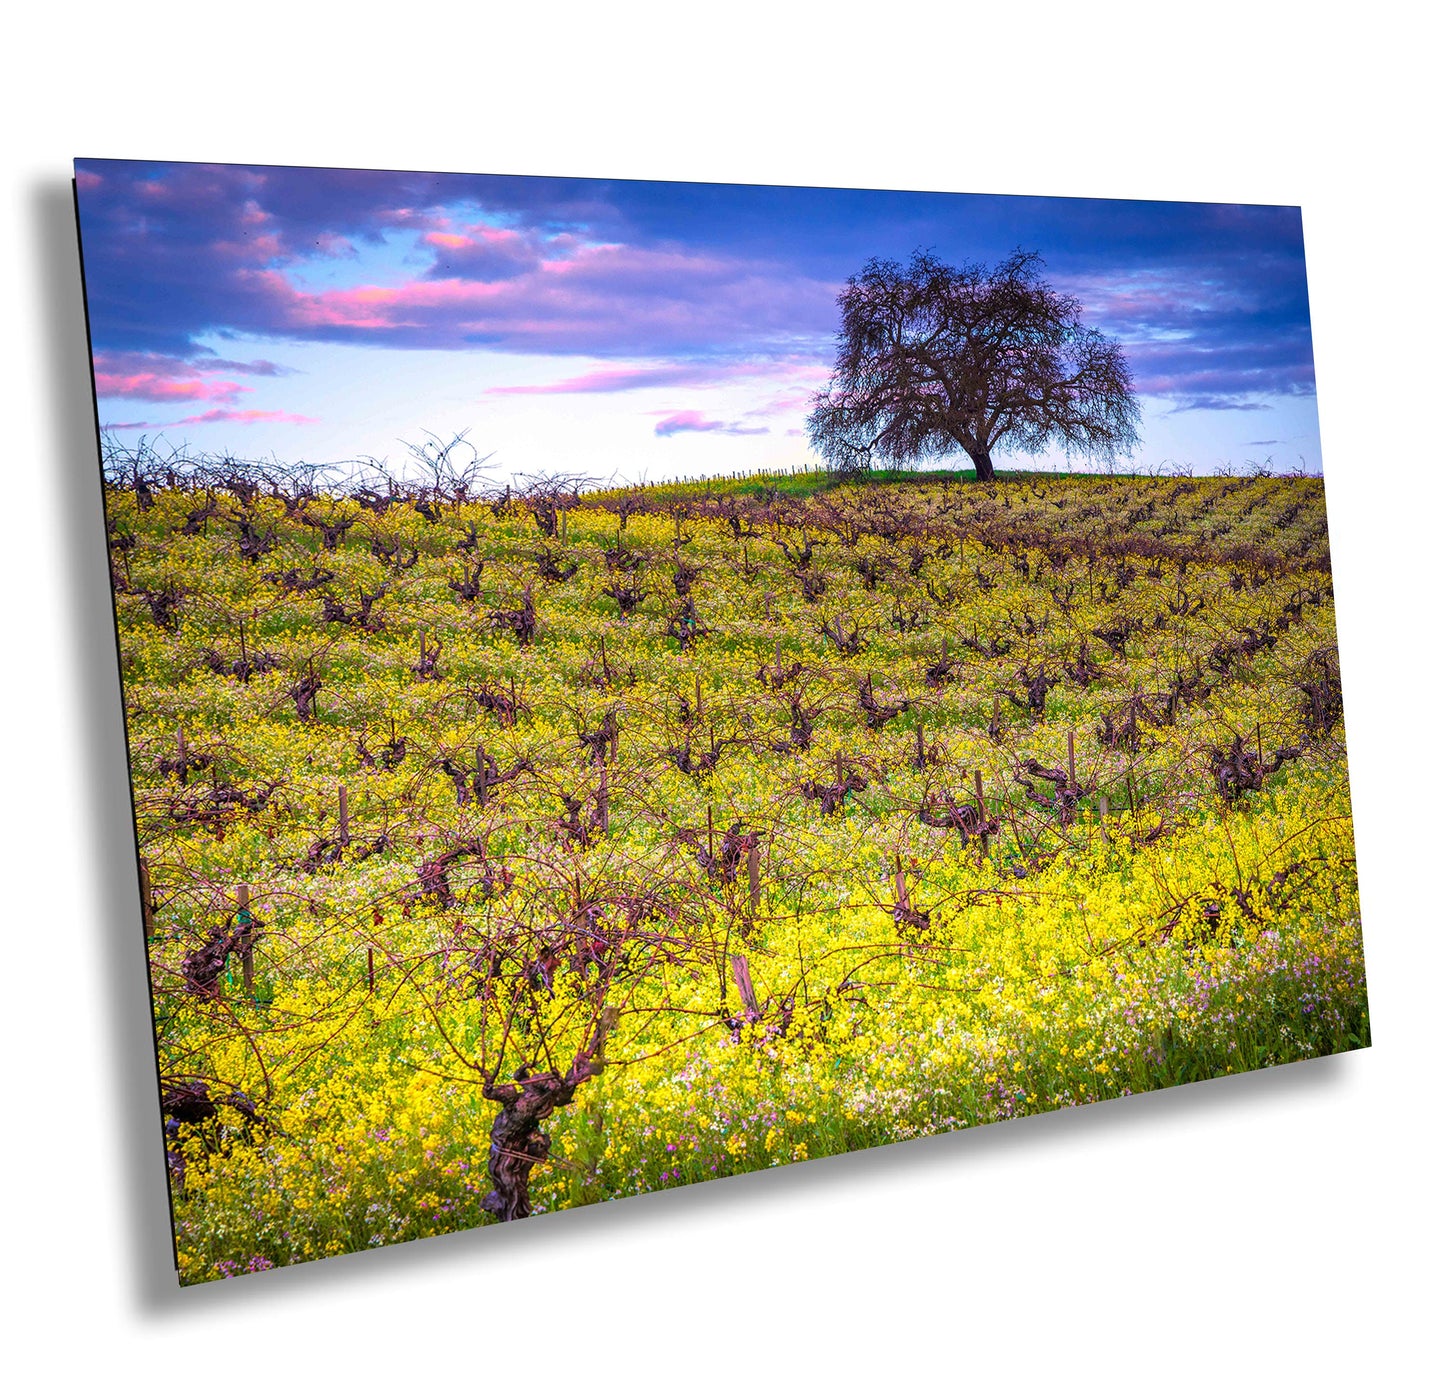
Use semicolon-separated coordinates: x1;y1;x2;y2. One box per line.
808;249;1140;482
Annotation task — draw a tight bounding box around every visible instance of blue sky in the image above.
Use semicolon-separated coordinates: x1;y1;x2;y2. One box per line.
74;159;1323;482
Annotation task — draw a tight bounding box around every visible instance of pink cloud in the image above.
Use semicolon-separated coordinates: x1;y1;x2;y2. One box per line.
227;240;837;358
91;349;295;405
654;410;769;438
487;359;802;397
95;372;243;403
101;408;317;430
177;409;318;425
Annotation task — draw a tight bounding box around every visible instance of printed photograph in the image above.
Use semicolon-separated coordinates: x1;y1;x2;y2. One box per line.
75;159;1367;1283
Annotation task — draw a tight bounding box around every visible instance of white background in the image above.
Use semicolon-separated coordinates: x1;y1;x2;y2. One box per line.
3;4;1439;1393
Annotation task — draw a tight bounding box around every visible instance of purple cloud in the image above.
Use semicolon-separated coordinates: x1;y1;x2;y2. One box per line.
92;349;296;405
74;161;838;363
73;161;1319;434
654;410;770;438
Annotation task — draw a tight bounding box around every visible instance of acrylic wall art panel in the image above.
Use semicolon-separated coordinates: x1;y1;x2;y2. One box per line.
74;159;1368;1284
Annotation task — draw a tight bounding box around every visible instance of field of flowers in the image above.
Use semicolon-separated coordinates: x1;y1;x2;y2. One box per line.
104;456;1366;1282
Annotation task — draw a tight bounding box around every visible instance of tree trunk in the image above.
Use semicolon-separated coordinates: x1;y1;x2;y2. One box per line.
969;449;996;482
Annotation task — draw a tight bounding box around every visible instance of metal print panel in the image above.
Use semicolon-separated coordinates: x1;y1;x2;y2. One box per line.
74;159;1367;1284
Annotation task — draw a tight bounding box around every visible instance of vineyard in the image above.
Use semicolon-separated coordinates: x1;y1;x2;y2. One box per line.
104;450;1367;1283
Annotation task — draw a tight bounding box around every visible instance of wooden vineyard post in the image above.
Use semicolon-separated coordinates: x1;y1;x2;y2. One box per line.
915;720;926;770
1098;791;1110;838
367;946;375;996
236;883;255;998
476;744;488;807
975;769;989;858
419;627;427;669
1067;729;1077;790
176;724;188;783
730;954;761;1024
338;784;350;844
706;804;715;867
560;509;568;545
138;858;155;943
695;675;704;722
763;590;773;621
835;750;845;787
598;767;610;834
747;845;761;922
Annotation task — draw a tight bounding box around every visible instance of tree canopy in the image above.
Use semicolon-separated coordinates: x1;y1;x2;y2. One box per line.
807;249;1140;481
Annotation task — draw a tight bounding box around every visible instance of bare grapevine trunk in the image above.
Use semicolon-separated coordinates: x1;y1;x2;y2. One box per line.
481;1009;617;1222
482;1075;581;1221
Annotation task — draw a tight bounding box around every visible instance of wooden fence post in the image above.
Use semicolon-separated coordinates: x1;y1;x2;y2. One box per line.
975;769;990;857
1067;730;1077;789
730;954;761;1023
338;784;349;844
236;883;254;997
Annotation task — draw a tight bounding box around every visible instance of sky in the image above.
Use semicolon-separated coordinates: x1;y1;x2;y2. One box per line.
73;159;1324;485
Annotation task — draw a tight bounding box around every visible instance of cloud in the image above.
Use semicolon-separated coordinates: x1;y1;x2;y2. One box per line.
177;408;318;425
487;357;828;399
1163;397;1269;414
421;225;543;281
103;408;318;430
1125;335;1316;411
1063;265;1316;410
654;410;769;438
73;161;1320;432
91;349;297;405
73;161;838;362
234;244;837;358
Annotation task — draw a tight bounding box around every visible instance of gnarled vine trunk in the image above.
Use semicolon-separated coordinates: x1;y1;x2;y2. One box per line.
481;1009;617;1222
